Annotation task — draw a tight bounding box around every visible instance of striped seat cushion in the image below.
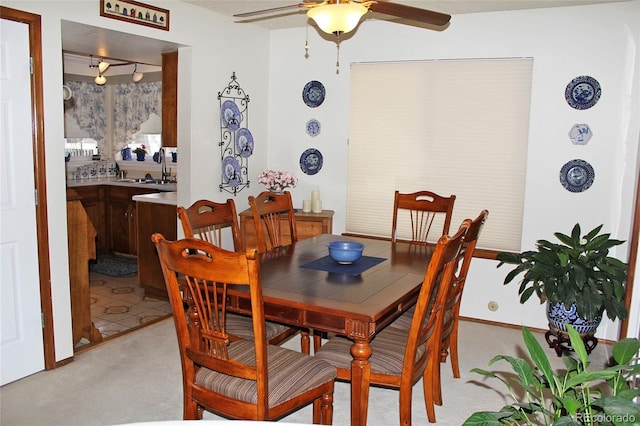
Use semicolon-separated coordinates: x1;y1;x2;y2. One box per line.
195;340;336;406
225;313;292;342
388;306;452;332
315;326;426;376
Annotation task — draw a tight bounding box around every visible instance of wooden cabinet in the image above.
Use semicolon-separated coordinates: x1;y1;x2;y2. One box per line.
161;51;178;147
136;200;176;299
239;208;334;250
68;186;107;253
107;186;158;256
66;198;102;347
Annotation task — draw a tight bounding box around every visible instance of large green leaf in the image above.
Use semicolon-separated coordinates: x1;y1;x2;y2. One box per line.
612;338;640;364
522;327;556;392
463;411;511;425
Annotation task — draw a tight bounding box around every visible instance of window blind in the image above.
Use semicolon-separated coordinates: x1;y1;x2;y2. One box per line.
347;58;533;251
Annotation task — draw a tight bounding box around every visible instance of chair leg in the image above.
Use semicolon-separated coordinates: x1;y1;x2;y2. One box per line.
422;372;436;423
183;395;200;420
313;391;334;425
398;383;413;426
450;324;461;378
313;330;324;353
300;329;311;354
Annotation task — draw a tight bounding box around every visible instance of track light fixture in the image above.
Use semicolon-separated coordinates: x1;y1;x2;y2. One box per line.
98;60;110;74
94;74;107;85
88;55;147;84
132;64;144;82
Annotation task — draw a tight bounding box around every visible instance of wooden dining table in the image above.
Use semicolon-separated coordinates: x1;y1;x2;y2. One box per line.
225;234;434;426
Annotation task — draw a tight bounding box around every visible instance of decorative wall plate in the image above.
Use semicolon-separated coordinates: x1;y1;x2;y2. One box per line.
559;159;594;192
235;128;254;158
222;156;241;187
306;119;321;137
568;123;592;145
302;80;325;108
300;148;323;175
565;76;601;110
221;100;242;130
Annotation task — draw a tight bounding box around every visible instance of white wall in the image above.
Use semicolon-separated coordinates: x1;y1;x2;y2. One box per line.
267;1;640;341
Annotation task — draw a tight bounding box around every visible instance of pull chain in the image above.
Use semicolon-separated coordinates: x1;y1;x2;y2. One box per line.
304;24;310;59
335;33;341;74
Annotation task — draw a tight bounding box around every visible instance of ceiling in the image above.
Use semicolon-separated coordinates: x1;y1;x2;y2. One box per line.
180;0;628;30
61;0;627;69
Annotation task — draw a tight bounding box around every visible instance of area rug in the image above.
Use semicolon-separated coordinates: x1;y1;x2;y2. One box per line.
89;254;137;277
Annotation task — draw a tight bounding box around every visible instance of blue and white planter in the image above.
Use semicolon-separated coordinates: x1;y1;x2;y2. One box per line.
546;302;602;335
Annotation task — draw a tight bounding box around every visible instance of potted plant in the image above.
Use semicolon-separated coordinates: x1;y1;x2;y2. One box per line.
463;325;640;425
496;223;628;338
132;144;148;161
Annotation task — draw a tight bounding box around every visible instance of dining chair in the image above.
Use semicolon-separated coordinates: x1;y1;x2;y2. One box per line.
177;199;298;347
388;210;488;408
391;190;456;244
314;223;469;424
247;191;323;353
152;233;336;423
248;191;298;253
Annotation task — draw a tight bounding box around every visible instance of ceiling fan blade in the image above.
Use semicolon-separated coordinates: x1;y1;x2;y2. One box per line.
234;2;320;18
368;1;451;26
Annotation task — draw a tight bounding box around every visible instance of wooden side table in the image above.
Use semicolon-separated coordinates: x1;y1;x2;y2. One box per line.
239;208;334;250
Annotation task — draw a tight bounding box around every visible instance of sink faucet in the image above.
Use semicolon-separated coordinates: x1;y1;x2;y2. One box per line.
157;148;170;182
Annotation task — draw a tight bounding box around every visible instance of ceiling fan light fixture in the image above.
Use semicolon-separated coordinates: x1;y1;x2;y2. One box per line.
95;74;107;85
307;2;368;35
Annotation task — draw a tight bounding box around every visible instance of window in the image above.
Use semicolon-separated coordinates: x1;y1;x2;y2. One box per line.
347;58;533;251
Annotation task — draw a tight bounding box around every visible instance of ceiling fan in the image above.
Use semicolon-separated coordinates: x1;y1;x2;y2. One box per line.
234;0;451;36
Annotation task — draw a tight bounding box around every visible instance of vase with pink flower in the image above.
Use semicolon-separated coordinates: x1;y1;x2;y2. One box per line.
257;169;298;194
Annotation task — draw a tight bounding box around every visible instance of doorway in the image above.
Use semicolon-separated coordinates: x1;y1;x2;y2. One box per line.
61;21;180;352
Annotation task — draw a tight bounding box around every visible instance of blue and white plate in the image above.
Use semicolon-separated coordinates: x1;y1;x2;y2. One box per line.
565;76;601;110
568;123;592;145
306;119;321;137
302;81;325;108
300;148;323;175
235;128;254;158
222;156;241;187
559;159;594;192
221;100;242;130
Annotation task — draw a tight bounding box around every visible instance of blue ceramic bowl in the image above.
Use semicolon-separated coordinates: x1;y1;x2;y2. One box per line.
327;241;364;264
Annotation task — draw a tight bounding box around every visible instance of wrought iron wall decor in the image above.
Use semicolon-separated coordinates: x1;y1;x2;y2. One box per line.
219;72;252;195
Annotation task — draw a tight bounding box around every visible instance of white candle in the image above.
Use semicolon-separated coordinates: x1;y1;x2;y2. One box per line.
311;190;320;201
312;199;322;213
302;200;311;212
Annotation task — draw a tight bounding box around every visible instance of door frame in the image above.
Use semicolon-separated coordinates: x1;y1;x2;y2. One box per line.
0;6;55;369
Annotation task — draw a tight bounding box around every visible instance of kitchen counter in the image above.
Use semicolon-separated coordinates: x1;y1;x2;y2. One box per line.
67;177;177;192
132;191;177;205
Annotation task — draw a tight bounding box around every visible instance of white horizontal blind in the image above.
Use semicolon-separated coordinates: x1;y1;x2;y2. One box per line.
347;58;533;251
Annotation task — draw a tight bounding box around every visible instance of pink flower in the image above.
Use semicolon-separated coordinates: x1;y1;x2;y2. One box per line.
258;169;298;192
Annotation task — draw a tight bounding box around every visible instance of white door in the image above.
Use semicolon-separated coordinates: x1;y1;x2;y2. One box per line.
0;17;45;385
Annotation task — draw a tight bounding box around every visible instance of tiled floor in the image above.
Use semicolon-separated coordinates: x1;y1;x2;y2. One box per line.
75;270;172;351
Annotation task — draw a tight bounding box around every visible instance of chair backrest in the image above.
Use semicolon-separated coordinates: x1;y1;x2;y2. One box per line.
248;191;297;252
403;222;468;381
177;199;242;252
441;210;488;348
152;234;270;407
392;190;456;244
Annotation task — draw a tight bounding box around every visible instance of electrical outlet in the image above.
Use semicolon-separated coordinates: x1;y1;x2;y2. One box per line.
488;301;499;312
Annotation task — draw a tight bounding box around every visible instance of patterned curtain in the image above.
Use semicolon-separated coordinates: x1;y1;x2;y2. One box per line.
113;82;162;152
66;81;107;152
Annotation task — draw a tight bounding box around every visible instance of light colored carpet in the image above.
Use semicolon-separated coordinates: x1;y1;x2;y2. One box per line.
0;318;613;426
